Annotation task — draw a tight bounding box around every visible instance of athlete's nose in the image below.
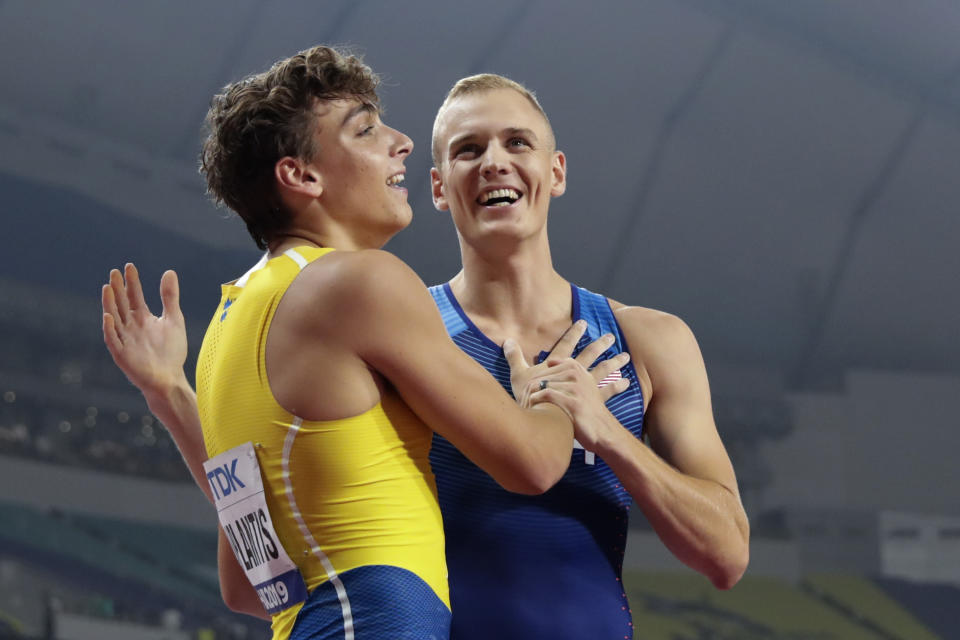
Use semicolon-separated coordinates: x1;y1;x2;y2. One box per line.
391;127;413;158
479;142;510;176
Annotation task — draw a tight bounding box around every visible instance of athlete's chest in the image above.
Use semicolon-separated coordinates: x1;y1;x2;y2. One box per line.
451;329;644;457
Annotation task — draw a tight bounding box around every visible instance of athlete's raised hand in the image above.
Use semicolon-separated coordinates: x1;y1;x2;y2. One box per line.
102;263;189;397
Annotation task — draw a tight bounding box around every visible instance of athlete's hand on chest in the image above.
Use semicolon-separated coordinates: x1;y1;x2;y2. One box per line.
504;322;631;451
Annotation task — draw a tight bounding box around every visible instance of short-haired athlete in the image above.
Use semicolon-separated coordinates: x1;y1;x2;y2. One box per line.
101;47;632;640
423;75;749;638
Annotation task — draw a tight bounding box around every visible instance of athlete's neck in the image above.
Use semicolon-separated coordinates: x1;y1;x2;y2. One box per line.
268;233;324;257
269;226;385;256
451;232;571;348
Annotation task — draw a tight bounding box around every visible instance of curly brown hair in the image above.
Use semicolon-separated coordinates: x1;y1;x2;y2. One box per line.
200;45;380;249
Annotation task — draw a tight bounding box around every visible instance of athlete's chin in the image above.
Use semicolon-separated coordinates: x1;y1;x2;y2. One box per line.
384;207;414;238
474;219;538;241
397;206;414;230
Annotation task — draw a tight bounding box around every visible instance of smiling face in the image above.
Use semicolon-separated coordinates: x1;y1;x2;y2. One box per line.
307;98;414;246
431;88;566;245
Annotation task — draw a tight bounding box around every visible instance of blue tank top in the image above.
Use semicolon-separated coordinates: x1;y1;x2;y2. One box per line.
428;282;645;640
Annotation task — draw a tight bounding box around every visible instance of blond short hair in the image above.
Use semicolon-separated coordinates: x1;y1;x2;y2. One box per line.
431;74;555;167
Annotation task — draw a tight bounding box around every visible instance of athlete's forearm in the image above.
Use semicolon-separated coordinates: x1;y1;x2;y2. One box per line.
145;378;270;619
598;427;749;589
141;375;212;503
218;530;270;620
508;402;575;494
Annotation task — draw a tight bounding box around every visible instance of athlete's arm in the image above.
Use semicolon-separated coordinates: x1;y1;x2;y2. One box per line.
527;307;749;589
102;264;269;618
218;530;271;620
307;250;575;495
604;308;748;589
102;265;211;497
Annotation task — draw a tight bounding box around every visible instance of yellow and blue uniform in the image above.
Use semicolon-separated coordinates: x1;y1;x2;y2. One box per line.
197;247;450;640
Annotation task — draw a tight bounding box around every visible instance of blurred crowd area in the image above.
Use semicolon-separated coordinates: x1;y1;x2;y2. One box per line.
0;280;264;638
0;278;193;483
0;546;258;640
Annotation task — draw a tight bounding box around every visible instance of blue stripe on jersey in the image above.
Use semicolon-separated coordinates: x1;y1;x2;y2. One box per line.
426;283;645;640
431;283;468;336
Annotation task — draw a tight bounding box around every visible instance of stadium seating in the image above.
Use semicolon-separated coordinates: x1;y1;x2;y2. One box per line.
623;569;944;640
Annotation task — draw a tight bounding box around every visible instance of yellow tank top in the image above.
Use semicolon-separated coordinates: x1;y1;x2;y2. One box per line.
196;247;448;638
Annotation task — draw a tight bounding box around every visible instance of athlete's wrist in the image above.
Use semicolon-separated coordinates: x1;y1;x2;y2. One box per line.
141;373;195;422
589;410;631;457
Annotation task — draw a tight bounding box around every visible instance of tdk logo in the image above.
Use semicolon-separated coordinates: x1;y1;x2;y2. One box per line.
207;458;246;500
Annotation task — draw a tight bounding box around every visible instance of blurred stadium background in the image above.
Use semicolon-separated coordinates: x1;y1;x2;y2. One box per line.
1;1;958;638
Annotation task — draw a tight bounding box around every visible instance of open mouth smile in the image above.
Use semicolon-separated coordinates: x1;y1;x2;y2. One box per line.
477;188;521;207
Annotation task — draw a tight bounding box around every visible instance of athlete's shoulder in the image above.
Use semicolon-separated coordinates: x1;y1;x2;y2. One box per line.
297;248;413;281
567;283;692;351
609;299;683;327
609;300;706;396
606;298;699;354
294;249;425;306
281;249;435;349
571;285;678;331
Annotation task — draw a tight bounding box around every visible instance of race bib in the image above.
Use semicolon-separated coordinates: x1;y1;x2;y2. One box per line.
203;442;308;614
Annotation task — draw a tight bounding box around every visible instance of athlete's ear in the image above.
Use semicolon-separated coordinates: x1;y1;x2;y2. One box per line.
275;156;323;198
431;167;450;211
550;150;567;198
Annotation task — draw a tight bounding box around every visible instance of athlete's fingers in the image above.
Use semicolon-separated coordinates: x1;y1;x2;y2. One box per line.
124;263;150;317
546;320;587;361
527;387;578;419
503;338;530;371
159;270;183;322
109;269;129;323
526;370;577;398
102;310;124;357
537;358;583;383
590;352;630;384
103;277;129;332
527;363;568;393
527;376;548;398
101;282;120;324
598;375;631;402
574;333;615;369
102;283;130;360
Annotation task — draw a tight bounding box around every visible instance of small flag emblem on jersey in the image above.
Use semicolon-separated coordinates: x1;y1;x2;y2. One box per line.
598;369;622;388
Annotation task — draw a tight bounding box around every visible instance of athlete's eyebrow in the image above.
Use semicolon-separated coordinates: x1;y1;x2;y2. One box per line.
342;101;378;127
503;127;539;143
447;132;478;153
448;127;540;154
